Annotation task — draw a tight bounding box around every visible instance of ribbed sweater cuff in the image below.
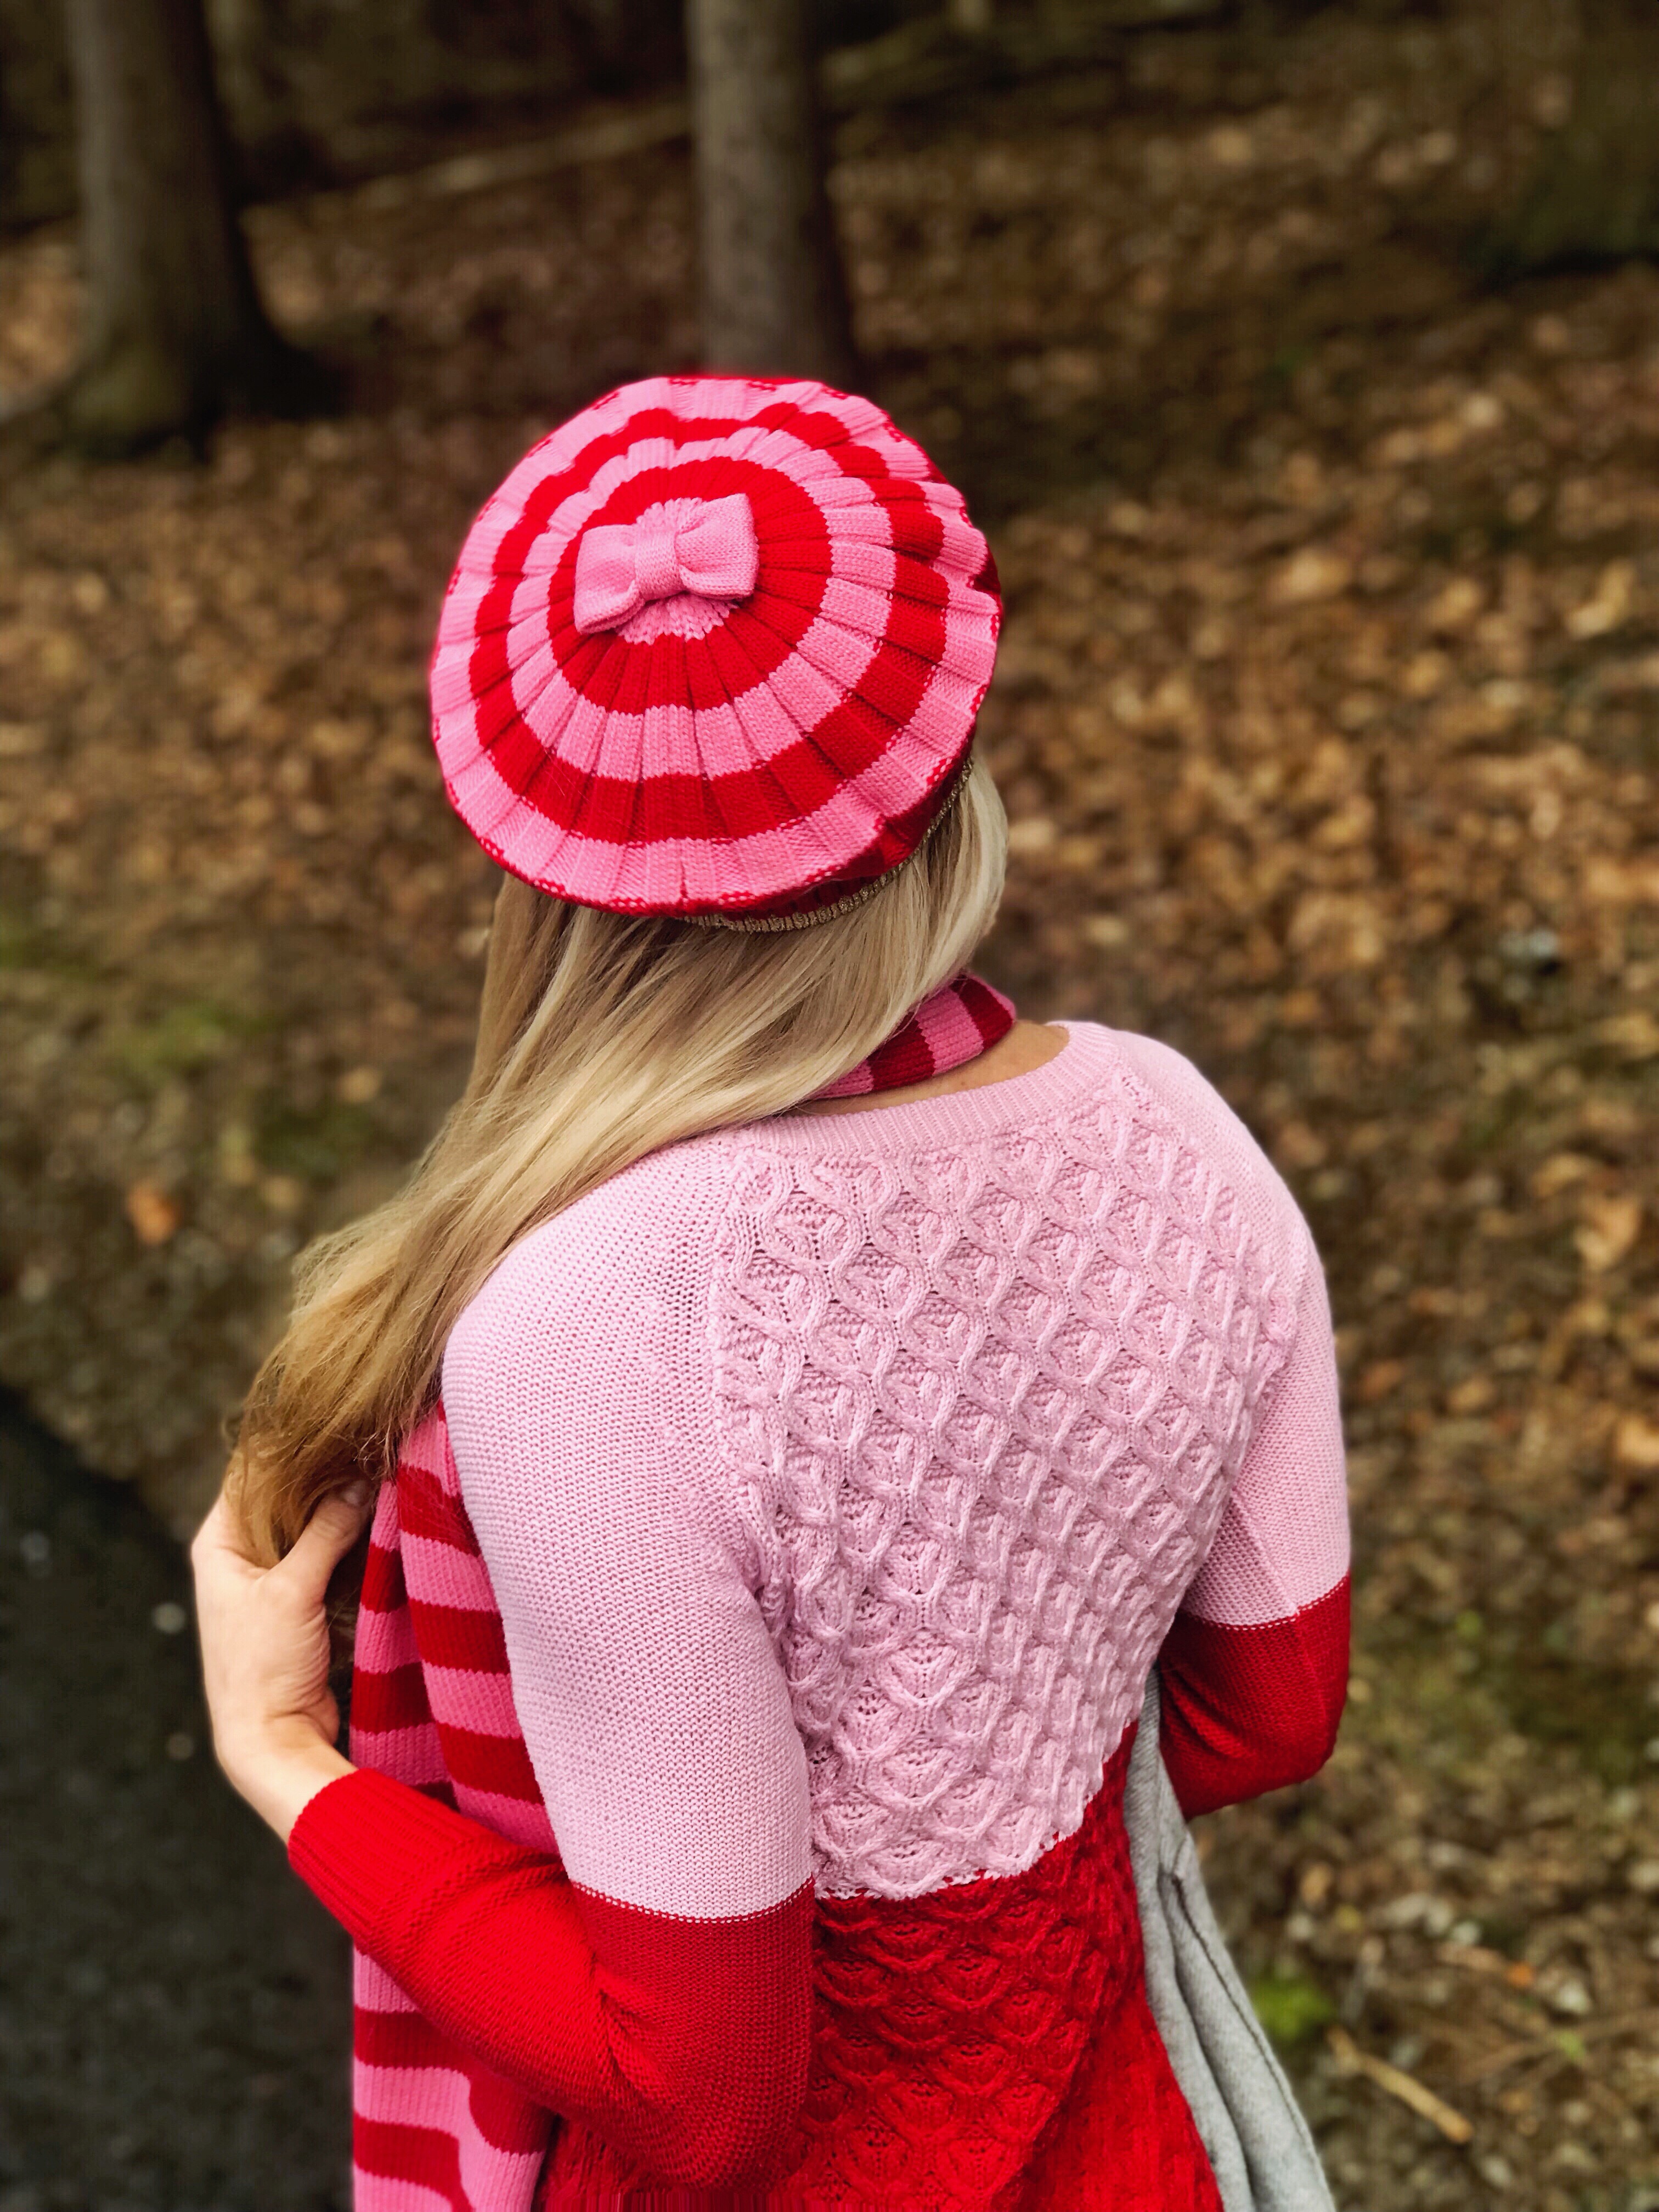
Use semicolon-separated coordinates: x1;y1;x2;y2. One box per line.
289;1765;518;1950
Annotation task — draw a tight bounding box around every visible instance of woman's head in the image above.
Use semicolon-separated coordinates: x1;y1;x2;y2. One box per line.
229;749;1007;1565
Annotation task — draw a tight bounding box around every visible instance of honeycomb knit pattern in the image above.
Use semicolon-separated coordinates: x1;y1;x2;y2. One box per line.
290;1018;1351;2211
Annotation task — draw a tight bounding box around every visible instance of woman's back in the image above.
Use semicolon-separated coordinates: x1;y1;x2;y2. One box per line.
230;377;1349;2212
342;1018;1347;2207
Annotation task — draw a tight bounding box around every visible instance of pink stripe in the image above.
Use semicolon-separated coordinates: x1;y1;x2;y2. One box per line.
913;984;980;1068
450;1783;559;1852
347;1719;450;1788
421;1662;524;1740
349;2168;456;2212
396;1407;455;1480
357;1586;421;1666
356;2058;479;2130
401;1531;501;1612
458;2128;548;2209
356;1953;421;2014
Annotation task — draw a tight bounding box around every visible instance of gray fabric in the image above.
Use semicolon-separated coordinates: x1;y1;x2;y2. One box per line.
1125;1674;1338;2212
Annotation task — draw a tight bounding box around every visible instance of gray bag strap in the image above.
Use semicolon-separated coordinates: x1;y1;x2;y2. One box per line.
1125;1673;1338;2212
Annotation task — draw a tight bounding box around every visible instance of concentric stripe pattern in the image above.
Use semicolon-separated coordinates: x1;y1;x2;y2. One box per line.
430;377;1002;918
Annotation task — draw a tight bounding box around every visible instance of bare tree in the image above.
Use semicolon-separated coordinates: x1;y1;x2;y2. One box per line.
46;0;326;454
1483;0;1659;276
686;0;857;385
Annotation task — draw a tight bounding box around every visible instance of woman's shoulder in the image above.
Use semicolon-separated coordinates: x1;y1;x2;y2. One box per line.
1070;1020;1262;1154
446;1139;736;1377
1062;1019;1316;1261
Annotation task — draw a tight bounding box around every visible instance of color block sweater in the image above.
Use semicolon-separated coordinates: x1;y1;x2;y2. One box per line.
290;1018;1350;2210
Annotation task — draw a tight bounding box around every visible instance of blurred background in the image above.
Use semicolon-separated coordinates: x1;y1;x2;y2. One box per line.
1;1;1657;2206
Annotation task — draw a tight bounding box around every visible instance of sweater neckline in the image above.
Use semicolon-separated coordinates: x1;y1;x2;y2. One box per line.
738;1023;1097;1154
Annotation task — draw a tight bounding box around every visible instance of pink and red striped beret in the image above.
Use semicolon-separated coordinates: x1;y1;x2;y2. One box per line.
430;376;1001;924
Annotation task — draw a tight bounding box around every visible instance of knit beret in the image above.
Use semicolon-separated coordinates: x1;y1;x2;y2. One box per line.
430;376;1001;924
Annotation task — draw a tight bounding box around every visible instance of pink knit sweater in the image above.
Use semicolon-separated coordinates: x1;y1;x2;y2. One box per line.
291;1018;1350;2209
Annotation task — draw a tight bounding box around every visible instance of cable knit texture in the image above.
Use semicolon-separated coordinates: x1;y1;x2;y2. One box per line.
710;1049;1304;1903
291;1018;1350;2211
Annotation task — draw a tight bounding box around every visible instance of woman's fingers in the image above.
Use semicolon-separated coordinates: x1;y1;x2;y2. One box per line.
192;1480;374;1810
277;1483;373;1611
190;1492;255;1579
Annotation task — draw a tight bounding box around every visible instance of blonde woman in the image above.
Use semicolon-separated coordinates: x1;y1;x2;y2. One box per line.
192;378;1350;2211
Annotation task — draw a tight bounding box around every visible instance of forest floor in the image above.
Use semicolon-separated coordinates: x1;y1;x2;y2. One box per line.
1;0;1657;2204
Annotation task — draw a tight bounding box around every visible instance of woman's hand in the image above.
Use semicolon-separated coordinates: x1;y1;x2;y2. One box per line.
191;1482;373;1843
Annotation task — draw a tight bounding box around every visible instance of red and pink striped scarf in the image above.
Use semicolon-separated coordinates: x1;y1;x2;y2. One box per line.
345;972;1014;2210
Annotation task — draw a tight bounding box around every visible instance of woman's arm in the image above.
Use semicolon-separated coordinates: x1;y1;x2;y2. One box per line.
1156;1229;1351;1817
194;1530;812;2203
285;1198;819;2190
289;1764;813;2187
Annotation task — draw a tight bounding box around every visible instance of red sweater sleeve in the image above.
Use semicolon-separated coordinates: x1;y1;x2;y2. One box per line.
289;1768;814;2190
1158;1578;1350;1816
1157;1228;1351;1818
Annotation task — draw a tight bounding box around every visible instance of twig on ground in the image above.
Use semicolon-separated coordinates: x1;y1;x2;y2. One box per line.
1327;2026;1475;2144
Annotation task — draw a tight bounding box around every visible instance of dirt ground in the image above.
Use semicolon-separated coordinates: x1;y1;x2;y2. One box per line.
0;1391;352;2210
1;2;1657;2204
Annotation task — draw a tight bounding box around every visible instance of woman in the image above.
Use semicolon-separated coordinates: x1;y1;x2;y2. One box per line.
193;377;1350;2210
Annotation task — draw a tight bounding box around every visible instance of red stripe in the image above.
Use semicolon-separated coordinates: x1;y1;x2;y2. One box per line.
395;1459;483;1554
1157;1576;1350;1818
407;1595;511;1674
351;1661;434;1735
957;971;1017;1053
436;1720;544;1803
353;2115;466;2208
356;2004;465;2071
360;1536;407;1614
356;2012;555;2158
864;1017;937;1092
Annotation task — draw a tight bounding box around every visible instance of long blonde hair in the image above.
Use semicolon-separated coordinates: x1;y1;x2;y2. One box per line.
229;752;1008;1564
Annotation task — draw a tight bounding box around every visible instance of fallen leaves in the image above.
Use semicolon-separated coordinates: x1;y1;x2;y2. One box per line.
1565;559;1636;640
0;10;1656;2204
123;1182;181;1248
1612;1413;1659;1473
1575;1193;1644;1274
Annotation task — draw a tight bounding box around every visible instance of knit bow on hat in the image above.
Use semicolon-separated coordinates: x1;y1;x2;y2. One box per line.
572;492;760;635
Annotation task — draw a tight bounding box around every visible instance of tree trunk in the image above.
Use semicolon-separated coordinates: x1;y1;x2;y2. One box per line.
1482;0;1659;276
687;0;857;385
57;0;326;453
